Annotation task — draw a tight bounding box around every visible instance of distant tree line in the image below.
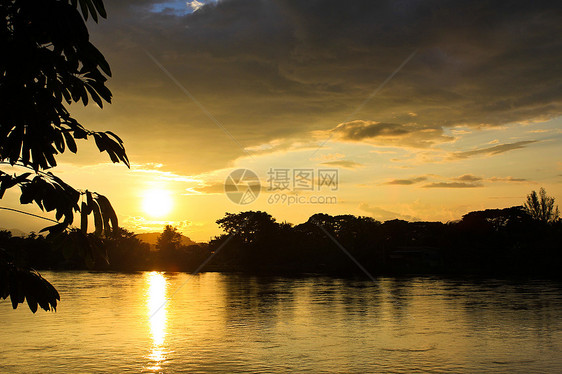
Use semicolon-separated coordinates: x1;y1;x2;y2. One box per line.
1;190;560;278
205;205;560;277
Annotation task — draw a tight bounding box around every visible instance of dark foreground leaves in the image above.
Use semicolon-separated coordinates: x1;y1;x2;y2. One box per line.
0;248;59;312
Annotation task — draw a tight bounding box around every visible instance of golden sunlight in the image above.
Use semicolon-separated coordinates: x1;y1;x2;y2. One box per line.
146;272;167;345
146;272;168;371
142;189;173;218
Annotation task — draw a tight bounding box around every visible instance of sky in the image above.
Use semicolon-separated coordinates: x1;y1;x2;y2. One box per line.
1;0;561;241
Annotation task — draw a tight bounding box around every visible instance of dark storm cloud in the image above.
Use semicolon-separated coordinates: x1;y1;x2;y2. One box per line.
84;0;561;172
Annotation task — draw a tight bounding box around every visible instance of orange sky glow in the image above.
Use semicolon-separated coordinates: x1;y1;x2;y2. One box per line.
1;0;560;242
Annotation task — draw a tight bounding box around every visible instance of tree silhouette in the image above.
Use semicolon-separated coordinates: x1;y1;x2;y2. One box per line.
157;225;182;253
524;188;560;224
156;225;183;270
0;0;128;311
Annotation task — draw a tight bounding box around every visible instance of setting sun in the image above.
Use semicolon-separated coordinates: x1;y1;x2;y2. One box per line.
142;189;173;218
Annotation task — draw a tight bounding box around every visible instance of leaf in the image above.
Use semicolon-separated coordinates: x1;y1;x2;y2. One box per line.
95;194;118;235
54;131;66;153
80;83;89;106
1;264;60;313
73;127;88;140
85;0;98;22
61;86;72;104
105;131;123;144
0;172;30;199
85;191;94;212
88;79;112;103
6;128;23;163
91;0;107;18
88;43;112;77
43;148;58;168
81;201;88;233
39;222;67;237
63;132;77;153
26;294;38;313
90;199;103;236
84;83;103;107
93;132;106;152
79;0;89;21
21;144;31;165
100;132;130;167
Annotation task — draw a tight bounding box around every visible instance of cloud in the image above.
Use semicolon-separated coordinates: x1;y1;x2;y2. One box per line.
489;176;528;183
384;176;427;185
359;203;420;222
312;153;346;161
329;120;455;148
423;182;483;188
244;138;319;156
123;216;192;233
451;129;472;135
369;150;397;155
454;174;482;182
320;160;363;169
76;1;561;174
383;174;528;187
185;180;272;195
450;140;538;159
130;164;201;183
184;182;224;195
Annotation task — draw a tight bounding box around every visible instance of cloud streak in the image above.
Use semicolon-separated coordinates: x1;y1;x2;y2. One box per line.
384;176;427;185
320;160;363;169
454;174;482;182
423;182;483;188
489;176;528;183
329;120;455;148
450;141;538;159
359;203;420;222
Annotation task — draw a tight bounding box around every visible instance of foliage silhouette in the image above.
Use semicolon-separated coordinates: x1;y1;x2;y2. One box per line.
0;243;59;312
0;0;128;312
157;225;182;252
524;188;560;223
206;207;561;276
156;225;182;270
1;196;561;278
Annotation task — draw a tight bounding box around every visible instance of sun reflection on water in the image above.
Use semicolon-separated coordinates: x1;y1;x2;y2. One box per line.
145;272;168;372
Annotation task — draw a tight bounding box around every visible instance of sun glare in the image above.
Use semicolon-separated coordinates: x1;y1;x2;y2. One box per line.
142;189;173;218
146;272;168;371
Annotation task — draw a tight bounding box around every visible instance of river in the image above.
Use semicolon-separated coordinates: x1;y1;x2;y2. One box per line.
1;272;561;373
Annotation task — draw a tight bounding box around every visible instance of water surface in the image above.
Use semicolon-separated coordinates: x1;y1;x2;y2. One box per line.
1;272;561;373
